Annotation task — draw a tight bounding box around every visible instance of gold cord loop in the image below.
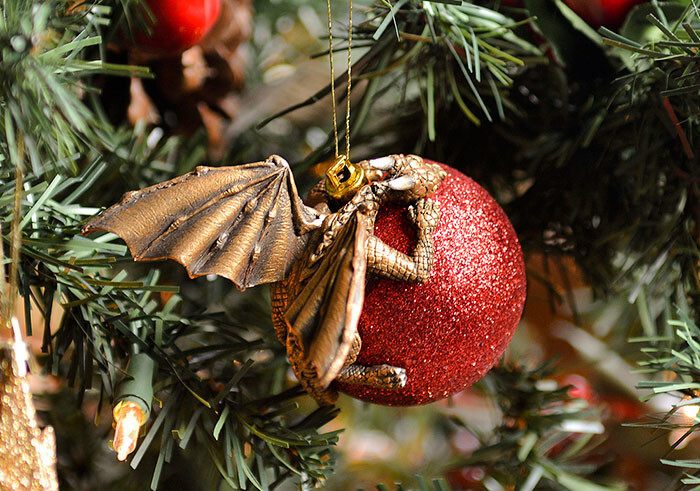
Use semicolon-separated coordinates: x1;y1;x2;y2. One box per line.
345;0;353;159
325;0;353;160
326;0;339;158
325;0;361;200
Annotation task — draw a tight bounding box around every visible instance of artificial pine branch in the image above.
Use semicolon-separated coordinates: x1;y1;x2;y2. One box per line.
448;362;615;490
258;0;543;171
0;0;148;176
506;1;700;326
351;0;542;130
1;135;344;487
630;310;700;485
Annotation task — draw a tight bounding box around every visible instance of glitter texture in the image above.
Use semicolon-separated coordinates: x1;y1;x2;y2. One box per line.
336;163;526;405
0;343;58;490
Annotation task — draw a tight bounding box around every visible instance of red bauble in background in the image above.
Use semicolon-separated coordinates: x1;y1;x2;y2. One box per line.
133;0;222;55
500;0;643;29
336;164;527;405
564;0;643;28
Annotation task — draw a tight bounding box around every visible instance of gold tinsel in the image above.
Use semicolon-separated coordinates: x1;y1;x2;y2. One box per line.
0;342;58;490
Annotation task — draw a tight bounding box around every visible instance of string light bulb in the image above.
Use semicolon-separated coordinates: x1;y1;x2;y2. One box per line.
668;398;700;449
111;352;156;462
112;400;147;461
680;403;699;421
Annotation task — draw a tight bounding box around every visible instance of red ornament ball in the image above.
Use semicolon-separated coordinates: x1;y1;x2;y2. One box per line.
499;0;642;29
564;0;643;28
336;163;526;406
133;0;222;55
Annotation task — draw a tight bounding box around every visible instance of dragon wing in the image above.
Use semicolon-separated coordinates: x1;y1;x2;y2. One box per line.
284;211;368;388
82;155;320;290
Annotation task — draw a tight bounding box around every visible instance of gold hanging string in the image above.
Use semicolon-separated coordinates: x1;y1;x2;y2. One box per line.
345;0;353;159
326;0;353;159
326;0;339;158
325;0;362;201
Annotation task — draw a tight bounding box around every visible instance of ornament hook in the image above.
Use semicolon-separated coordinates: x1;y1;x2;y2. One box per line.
325;155;365;200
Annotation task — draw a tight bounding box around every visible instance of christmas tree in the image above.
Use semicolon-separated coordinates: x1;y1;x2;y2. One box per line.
2;0;700;489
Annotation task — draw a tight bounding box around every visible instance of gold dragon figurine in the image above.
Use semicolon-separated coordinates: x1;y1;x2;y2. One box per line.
83;154;446;404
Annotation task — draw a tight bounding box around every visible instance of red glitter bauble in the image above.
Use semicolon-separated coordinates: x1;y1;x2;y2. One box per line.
336;163;526;405
133;0;221;55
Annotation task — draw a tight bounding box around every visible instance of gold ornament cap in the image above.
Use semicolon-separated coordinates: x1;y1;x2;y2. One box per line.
325;155;365;201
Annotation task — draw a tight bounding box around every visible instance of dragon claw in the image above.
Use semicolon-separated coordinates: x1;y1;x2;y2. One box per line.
375;365;407;389
408;199;440;233
388;175;416;191
336;363;408;390
368;156;396;171
362;364;407;389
